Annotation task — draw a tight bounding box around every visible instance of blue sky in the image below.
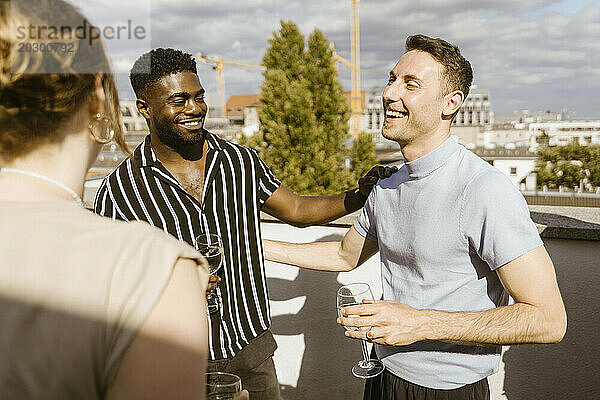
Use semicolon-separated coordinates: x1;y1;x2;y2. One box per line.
544;0;596;14
79;0;600;118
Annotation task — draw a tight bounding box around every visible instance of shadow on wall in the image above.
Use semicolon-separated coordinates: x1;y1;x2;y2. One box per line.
502;238;600;399
268;234;366;400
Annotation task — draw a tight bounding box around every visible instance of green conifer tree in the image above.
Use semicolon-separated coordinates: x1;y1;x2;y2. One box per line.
258;21;352;195
351;131;378;182
237;131;266;153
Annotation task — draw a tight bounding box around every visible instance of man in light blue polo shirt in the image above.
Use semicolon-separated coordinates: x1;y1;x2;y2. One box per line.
264;34;567;400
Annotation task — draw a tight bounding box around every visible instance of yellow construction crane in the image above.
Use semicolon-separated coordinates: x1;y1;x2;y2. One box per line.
350;0;361;137
199;0;365;126
333;52;383;76
331;44;366;132
330;0;371;137
196;53;265;118
332;51;357;71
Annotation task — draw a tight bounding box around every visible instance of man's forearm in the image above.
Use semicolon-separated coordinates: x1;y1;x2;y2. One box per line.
282;164;397;226
341;237;566;347
422;302;567;345
263;239;355;272
289;189;365;227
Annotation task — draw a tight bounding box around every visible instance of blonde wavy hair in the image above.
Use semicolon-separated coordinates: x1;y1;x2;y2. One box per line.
0;0;127;165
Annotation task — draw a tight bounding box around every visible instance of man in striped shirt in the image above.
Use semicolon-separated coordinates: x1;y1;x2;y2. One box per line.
94;48;392;400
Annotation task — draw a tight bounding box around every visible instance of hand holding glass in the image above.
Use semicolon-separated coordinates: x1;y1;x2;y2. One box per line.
196;233;223;314
337;283;385;379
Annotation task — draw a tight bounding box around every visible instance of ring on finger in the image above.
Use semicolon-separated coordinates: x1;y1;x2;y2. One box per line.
366;328;375;342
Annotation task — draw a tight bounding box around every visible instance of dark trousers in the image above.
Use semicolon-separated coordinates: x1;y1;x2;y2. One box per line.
208;330;282;400
364;369;490;400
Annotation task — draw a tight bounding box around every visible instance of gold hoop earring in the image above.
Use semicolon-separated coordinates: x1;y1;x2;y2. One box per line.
88;113;115;144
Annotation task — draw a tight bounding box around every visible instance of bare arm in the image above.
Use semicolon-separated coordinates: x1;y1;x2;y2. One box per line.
264;226;379;272
262;166;397;228
106;258;208;400
341;246;567;345
429;245;567;344
262;185;356;227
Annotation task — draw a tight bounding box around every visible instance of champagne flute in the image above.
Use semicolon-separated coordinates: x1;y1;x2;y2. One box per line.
337;282;385;379
195;233;223;314
206;372;242;400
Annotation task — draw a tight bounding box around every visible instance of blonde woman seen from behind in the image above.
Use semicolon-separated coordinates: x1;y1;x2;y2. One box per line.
0;1;210;399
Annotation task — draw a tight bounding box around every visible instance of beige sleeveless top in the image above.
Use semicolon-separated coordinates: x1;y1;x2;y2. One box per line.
0;201;209;399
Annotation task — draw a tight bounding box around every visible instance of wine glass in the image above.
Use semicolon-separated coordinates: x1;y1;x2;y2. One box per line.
206;372;242;400
337;282;385;379
195;233;223;314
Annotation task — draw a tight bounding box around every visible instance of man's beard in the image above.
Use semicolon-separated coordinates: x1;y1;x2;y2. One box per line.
154;118;206;153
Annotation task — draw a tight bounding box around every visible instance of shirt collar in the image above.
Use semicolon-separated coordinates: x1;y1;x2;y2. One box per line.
404;137;460;179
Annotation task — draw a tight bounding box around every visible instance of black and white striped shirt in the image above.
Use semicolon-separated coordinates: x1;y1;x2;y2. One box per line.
94;131;281;360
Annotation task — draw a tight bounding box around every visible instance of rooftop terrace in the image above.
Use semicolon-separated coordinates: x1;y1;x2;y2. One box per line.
83;183;600;399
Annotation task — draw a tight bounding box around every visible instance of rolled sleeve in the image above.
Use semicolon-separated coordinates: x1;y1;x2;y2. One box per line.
353;190;378;242
252;150;281;208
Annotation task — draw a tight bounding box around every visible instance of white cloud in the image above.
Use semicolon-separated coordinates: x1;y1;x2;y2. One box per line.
80;0;600;117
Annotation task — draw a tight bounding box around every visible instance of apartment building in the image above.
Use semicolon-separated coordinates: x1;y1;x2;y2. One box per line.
529;120;600;148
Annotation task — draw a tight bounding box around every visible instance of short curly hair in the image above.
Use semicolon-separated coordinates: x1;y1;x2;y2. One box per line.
129;48;197;100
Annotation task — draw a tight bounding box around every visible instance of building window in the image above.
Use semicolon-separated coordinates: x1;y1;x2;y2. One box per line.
121;107;132;117
510;167;517;176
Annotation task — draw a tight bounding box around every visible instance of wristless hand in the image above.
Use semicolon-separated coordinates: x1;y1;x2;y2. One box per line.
353;187;368;204
343;187;368;213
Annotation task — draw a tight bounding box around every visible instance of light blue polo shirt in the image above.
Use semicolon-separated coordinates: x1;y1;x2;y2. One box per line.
354;137;542;390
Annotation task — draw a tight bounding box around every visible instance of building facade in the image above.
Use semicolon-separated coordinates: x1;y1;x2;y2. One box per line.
493;110;562;127
450;126;483;148
453;86;493;128
472;146;538;187
363;88;385;141
529;120;600;148
120;100;147;133
483;129;531;149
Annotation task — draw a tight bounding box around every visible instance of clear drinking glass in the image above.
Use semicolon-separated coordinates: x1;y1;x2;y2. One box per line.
195;233;223;314
206;372;242;400
337;282;385;379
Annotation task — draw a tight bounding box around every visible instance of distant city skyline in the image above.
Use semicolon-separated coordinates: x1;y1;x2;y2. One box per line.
80;0;600;118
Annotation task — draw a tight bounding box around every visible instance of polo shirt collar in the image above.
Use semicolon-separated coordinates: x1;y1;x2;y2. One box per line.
404;137;460;179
